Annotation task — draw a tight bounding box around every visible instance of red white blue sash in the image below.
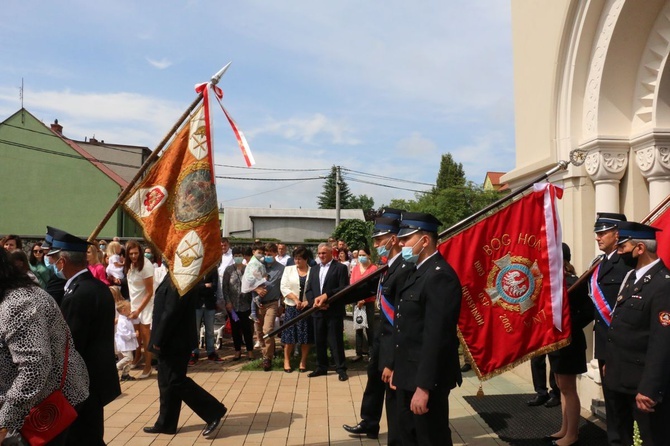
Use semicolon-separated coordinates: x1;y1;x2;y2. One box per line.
590;262;613;326
376;278;395;325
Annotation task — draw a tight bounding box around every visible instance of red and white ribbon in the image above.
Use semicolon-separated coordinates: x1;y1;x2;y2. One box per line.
194;82;255;170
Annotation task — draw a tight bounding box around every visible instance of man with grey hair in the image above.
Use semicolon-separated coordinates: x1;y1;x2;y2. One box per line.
307;242;350;380
47;227;120;446
605;221;670;445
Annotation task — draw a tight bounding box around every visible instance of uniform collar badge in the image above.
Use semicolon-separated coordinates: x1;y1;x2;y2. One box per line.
659;311;670;327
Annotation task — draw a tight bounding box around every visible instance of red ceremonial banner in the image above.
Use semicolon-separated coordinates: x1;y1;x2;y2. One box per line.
648;201;670;265
438;183;571;380
123;103;222;296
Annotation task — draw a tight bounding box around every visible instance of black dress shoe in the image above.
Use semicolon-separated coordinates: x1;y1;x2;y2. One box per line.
527;394;550;406
460;363;472;372
545;396;561;408
544;434;563;441
203;407;227;436
143;425;176;435
338;372;349;381
551;440;579;446
308;369;327;378
343;422;380;439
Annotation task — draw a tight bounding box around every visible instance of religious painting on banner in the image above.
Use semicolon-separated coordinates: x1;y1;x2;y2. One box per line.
123;104;222;295
438;183;571;380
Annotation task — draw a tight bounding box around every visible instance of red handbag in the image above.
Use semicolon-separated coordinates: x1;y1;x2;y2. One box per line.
20;332;78;446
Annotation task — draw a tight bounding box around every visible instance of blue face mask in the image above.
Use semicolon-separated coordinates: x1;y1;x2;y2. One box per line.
54;259;66;280
401;237;425;264
233;256;243;265
358;255;368;264
376;238;392;258
264;256;274;264
144;253;153;260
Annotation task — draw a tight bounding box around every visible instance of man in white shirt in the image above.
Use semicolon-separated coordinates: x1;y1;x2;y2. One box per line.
275;243;291;266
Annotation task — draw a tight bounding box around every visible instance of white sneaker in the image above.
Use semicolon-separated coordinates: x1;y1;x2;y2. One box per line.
254;341;262;348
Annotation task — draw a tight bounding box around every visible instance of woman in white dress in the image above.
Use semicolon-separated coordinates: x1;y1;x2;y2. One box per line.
124;240;155;379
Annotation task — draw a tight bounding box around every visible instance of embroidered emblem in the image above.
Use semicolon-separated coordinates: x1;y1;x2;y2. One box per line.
173;162;218;230
643;274;651;283
485;253;542;314
660;312;670;327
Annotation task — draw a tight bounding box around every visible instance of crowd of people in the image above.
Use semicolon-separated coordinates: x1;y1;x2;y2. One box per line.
1;208;668;445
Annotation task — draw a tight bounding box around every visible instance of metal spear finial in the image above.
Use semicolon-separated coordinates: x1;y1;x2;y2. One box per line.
211;62;232;85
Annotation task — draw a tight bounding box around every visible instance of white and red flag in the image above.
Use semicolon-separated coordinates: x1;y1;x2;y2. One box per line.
438;183;571;380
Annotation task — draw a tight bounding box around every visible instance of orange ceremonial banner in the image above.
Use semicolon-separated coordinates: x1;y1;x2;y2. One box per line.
438;183;571;380
123;104;222;295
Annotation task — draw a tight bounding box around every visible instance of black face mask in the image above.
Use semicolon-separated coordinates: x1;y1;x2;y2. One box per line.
619;250;637;269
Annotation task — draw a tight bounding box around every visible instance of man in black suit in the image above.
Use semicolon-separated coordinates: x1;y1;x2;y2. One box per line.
605;221;670;445
307;242;350;381
144;274;228;436
393;212;462;446
48;227;120;446
589;212;631;445
342;210;413;444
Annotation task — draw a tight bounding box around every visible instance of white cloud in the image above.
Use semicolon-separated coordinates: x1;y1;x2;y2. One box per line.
395;132;438;156
146;57;173;70
249;113;360;145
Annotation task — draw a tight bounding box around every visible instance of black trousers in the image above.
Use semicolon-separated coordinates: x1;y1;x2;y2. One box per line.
313;315;346;373
65;395;105;446
155;350;227;430
598;359;622;446
396;386;451;446
609;390;670;446
530;354;559;397
230;309;254;352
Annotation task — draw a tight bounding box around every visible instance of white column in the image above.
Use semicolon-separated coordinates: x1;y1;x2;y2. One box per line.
583;143;629;212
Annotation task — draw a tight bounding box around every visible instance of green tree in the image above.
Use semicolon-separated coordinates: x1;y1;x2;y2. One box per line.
435;153;466;191
332;219;374;252
386;153;504;234
348;194;374;211
317;165;352;209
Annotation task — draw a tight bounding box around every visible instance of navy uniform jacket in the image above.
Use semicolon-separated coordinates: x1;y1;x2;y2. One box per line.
60;270;121;406
150;276;198;356
591;252;632;359
393;253;462;392
377;257;413;372
305;260;349;318
604;261;670;401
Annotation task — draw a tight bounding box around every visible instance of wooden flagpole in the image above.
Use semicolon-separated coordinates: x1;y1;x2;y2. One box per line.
88;63;232;242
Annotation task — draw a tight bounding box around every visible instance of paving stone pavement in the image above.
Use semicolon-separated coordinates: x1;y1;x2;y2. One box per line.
103;336;540;446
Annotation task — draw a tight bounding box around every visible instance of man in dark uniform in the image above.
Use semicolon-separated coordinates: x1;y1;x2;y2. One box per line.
589;212;631;445
306;242;350;381
342;209;413;443
144;274;228;436
605;221;670;445
42;228;67;305
48;228;120;446
393;212;462;446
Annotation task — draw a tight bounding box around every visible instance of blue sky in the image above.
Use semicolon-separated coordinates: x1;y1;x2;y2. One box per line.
0;1;515;209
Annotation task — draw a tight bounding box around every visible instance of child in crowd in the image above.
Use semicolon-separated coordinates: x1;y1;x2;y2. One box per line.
106;241;125;285
242;243;267;323
115;300;139;381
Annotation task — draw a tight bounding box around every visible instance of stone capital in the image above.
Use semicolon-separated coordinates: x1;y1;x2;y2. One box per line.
632;135;670;181
580;141;629;183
